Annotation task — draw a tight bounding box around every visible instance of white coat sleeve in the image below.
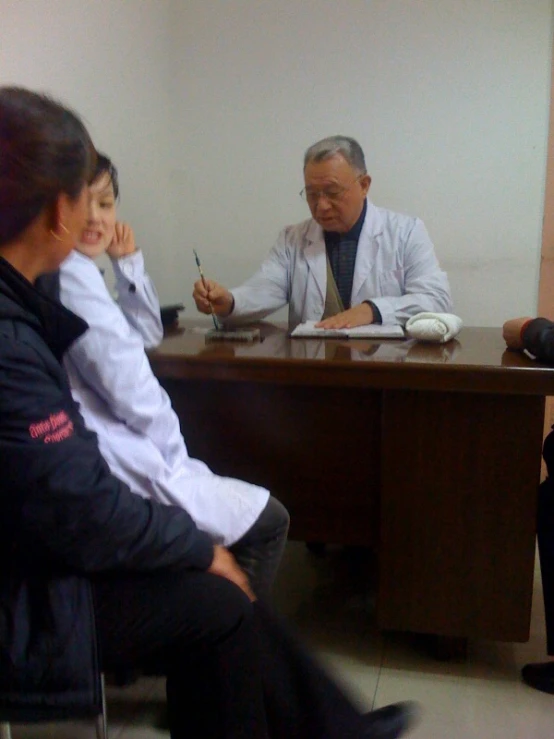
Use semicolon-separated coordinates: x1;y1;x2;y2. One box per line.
369;219;453;326
111;250;163;349
225;228;292;325
60;260;184;460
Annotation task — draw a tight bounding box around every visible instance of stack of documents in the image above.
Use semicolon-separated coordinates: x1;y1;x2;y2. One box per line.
290;320;404;339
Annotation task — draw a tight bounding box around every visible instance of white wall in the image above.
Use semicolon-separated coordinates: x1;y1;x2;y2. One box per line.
1;0;553;325
169;0;553;325
0;0;180;297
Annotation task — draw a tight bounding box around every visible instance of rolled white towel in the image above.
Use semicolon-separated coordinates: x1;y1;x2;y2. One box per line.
405;312;463;344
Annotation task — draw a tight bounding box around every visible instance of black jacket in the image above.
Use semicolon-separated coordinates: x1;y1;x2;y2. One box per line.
522;319;554;478
522;318;554;364
0;257;213;718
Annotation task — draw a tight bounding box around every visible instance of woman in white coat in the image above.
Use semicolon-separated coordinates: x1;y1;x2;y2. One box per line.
55;154;289;600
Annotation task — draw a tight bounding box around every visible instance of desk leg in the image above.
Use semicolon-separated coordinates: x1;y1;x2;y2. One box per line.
378;390;543;642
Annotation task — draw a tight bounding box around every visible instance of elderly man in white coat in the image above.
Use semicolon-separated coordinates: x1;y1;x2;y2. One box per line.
193;135;452;330
48;154;289;602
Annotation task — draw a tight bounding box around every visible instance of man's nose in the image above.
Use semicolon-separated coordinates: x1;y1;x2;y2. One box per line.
315;194;333;213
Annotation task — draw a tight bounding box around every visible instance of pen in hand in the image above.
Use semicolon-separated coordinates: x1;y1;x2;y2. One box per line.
193;249;219;329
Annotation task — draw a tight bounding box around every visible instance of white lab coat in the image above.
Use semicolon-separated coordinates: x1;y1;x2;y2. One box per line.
228;201;452;329
60;249;268;547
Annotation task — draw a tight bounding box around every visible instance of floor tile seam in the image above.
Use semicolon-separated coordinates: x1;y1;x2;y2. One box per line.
370;635;388;710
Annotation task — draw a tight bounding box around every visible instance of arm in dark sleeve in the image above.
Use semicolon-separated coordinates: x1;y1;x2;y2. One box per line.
522;318;554;364
363;300;382;324
0;337;214;574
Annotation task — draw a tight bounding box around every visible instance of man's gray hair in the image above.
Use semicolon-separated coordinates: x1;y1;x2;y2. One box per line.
303;136;367;174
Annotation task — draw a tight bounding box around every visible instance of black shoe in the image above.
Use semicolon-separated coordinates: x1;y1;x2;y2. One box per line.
521;662;554;694
361;701;419;738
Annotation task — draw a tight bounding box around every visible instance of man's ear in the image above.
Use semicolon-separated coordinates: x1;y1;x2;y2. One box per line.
361;174;372;197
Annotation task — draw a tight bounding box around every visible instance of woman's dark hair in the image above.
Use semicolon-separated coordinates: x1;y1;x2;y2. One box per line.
0;86;96;246
93;153;120;199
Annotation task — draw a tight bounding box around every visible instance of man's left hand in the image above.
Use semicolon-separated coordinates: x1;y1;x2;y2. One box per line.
316;303;374;329
502;317;533;350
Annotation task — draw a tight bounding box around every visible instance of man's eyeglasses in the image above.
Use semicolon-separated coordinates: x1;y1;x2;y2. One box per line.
299;175;363;204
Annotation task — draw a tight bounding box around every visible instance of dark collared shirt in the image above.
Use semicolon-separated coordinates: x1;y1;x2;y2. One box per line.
324;200;367;310
323;199;381;322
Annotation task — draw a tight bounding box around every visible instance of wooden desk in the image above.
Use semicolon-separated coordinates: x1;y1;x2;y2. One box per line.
150;324;554;642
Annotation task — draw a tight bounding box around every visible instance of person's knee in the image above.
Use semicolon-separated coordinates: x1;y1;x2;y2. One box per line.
208;575;256;641
238;495;290;545
167;570;255;646
261;496;290;541
268;495;290;538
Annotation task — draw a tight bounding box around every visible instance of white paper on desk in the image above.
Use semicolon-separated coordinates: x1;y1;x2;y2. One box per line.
290;320;404;339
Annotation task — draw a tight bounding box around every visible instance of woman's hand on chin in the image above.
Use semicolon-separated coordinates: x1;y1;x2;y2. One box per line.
107;222;136;259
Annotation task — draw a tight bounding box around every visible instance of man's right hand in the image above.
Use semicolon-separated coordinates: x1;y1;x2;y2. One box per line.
208;545;256;601
193;279;234;317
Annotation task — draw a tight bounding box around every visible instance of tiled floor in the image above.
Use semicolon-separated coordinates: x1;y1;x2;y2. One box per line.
9;542;554;738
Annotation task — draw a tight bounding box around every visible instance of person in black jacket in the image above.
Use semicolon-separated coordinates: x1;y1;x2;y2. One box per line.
0;86;416;739
504;315;554;693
